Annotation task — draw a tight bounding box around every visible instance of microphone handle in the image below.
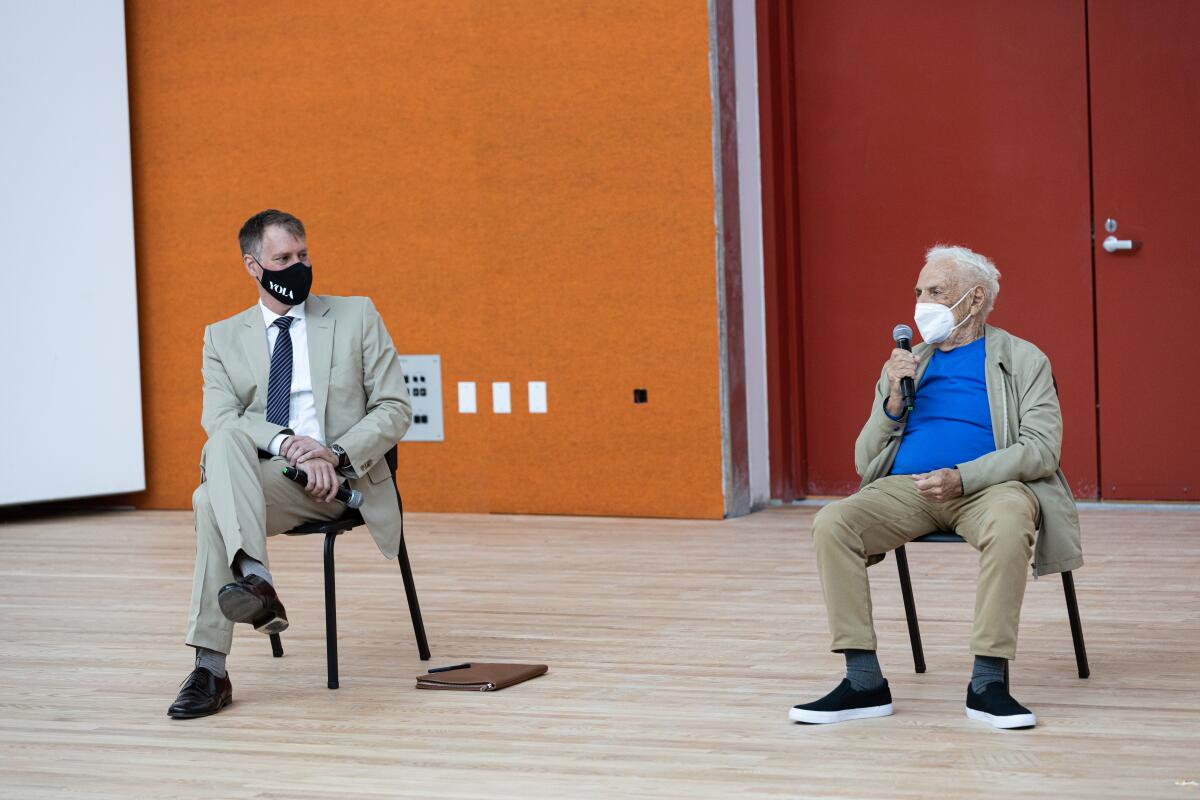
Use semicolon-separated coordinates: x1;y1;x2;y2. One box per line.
897;337;917;412
281;466;363;508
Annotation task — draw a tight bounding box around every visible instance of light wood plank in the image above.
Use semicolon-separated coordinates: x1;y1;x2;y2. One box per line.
0;507;1197;798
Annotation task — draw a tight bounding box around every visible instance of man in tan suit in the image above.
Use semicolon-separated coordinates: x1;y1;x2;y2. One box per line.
169;209;411;719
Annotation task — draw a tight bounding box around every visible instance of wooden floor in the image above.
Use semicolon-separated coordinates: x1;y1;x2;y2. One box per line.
0;506;1198;799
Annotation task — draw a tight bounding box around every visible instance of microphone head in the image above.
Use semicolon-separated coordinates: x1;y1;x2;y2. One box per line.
346;488;364;509
892;324;913;344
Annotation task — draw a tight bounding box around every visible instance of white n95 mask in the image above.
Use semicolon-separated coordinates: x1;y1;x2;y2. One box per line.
913;286;977;344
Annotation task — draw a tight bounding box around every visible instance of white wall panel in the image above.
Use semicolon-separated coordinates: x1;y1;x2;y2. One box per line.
0;0;144;504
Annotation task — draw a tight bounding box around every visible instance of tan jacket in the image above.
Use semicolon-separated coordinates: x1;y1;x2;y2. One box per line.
199;295;412;558
855;325;1083;576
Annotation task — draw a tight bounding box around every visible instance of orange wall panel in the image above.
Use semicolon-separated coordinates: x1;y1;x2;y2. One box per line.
124;1;726;518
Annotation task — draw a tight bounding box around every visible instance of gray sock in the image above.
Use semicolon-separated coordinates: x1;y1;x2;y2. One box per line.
233;550;272;585
844;649;885;691
971;655;1006;693
194;647;227;678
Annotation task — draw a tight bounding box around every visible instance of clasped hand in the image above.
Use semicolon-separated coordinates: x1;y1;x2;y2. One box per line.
912;468;963;502
280;435;340;502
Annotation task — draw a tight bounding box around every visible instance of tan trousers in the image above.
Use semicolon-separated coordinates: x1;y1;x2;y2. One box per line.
812;474;1039;660
185;428;343;654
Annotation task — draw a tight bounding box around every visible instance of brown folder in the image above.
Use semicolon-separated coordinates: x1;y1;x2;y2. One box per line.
415;663;547;692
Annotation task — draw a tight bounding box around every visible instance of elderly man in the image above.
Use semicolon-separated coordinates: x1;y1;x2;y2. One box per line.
790;245;1082;730
168;209;412;718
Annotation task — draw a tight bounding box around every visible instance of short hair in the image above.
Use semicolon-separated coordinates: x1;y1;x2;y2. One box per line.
238;209;306;260
924;244;1001;316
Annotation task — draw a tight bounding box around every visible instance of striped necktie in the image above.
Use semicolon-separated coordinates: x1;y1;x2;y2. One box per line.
265;316;295;426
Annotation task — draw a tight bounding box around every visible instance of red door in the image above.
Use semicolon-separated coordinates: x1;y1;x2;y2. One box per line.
1088;1;1200;499
767;1;1099;497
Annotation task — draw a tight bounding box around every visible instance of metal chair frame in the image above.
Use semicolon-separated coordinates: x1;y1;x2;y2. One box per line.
894;531;1089;688
268;446;431;689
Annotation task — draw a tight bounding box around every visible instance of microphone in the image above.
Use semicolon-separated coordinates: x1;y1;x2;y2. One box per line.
281;466;364;509
892;324;917;413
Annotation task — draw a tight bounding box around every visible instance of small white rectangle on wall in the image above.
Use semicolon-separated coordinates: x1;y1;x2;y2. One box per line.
492;382;512;414
528;381;548;413
458;381;477;413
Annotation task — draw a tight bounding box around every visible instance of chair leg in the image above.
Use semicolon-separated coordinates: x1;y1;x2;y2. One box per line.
270;633;284;658
895;546;926;674
1062;571;1090;679
324;532;340;690
398;536;431;661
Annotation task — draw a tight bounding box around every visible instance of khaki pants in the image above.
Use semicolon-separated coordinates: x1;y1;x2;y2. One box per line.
185;428;344;655
812;474;1039;660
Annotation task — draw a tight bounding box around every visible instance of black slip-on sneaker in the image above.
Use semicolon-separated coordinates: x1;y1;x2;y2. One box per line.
965;683;1037;729
790;679;894;724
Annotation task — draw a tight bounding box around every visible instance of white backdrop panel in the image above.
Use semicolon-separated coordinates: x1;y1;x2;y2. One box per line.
0;0;145;504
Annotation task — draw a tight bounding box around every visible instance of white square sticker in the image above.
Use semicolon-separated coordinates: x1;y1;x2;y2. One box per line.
457;381;477;414
492;382;511;414
528;381;547;413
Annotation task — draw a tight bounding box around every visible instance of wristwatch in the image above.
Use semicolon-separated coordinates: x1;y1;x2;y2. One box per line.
330;443;350;470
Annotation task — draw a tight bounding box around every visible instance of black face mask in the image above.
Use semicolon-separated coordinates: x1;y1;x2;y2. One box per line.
255;258;313;306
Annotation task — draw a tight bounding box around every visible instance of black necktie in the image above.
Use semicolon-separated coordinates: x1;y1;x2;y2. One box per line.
266;316;295;426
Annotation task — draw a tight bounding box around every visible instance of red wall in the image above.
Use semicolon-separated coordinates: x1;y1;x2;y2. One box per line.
760;0;1100;498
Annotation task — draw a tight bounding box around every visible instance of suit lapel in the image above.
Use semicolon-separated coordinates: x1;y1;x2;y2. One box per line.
237;305;270;406
307;295;334;430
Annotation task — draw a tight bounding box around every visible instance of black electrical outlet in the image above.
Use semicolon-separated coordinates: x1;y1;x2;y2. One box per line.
633;388;648;404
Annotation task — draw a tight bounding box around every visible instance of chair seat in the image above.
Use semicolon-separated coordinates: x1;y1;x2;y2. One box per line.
284;509;365;536
912;531;965;544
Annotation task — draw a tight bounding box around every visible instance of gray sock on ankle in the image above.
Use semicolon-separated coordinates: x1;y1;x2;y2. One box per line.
844;649;885;691
233;550;272;585
971;655;1006;693
194;647;228;678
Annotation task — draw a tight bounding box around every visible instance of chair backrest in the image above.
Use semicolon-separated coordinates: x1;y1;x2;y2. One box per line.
384;444;404;522
384;444;399;482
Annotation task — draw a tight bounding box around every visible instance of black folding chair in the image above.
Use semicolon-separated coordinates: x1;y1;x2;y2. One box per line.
268;446;431;689
894;532;1089;688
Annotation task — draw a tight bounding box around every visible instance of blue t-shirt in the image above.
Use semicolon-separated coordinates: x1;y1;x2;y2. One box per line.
890;337;995;475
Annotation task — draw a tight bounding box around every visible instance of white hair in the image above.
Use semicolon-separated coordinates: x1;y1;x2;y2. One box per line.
924;244;1001;316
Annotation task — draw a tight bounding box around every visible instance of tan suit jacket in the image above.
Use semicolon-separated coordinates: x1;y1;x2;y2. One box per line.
199;294;412;557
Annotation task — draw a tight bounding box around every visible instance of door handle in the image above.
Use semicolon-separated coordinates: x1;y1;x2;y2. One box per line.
1102;235;1140;253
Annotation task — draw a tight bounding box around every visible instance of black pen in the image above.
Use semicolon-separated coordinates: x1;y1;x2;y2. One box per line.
427;662;471;673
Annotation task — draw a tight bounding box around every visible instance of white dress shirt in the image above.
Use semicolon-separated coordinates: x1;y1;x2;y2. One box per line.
261;301;323;454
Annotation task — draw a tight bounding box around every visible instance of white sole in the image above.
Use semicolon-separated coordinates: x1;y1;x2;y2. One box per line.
965;706;1036;729
790;703;893;724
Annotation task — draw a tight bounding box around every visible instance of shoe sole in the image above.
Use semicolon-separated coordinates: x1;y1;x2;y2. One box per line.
790;703;894;724
253;613;289;635
218;585;289;634
965;706;1036;729
168;694;233;720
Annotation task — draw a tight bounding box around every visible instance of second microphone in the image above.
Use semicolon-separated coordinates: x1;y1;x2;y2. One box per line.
281;466;364;508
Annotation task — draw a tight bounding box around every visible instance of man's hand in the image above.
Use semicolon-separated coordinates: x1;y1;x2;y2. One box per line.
280;435;337;468
912;468;963;503
885;348;919;417
298;458;341;503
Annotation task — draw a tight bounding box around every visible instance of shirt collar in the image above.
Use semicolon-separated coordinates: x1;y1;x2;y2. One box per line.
259;299;306;327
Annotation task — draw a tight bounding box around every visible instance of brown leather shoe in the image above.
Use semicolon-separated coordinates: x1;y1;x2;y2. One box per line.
217;574;289;634
167;667;232;719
